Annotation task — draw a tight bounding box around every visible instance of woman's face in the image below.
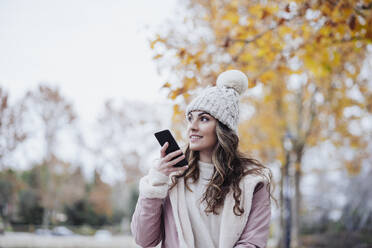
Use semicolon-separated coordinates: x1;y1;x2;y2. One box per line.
186;111;218;153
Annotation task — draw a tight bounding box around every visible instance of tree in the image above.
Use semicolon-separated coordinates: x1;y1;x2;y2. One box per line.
64;199;107;227
0;88;33;228
18;189;44;225
89;170;113;218
340;155;372;232
149;0;372;247
89;99;171;228
21;85;77;228
91;99;167;183
59;167;85;206
0;169;21;230
0;88;27;169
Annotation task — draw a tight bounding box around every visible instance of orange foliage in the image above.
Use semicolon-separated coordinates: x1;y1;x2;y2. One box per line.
150;0;372;174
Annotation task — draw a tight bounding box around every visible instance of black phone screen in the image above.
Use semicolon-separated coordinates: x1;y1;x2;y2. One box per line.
154;129;188;167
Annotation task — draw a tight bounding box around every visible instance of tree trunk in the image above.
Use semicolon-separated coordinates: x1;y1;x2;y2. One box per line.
292;164;301;248
280;165;284;248
1;203;9;232
42;208;50;229
292;149;303;248
280;151;292;248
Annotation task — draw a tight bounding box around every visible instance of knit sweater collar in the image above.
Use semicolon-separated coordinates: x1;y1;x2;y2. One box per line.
198;160;214;178
198;160;214;168
169;161;267;248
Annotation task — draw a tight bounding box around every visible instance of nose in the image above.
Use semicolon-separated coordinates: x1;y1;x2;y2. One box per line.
188;118;199;131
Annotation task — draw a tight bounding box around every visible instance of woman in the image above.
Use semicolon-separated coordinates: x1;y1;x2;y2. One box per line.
131;70;274;248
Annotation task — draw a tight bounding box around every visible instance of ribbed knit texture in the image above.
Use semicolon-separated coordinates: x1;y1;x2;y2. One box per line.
185;70;248;133
186;86;240;132
185;161;221;247
168;161;269;248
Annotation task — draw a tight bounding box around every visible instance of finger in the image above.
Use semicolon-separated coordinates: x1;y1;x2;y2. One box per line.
160;142;169;158
164;149;183;162
168;153;186;167
168;164;189;174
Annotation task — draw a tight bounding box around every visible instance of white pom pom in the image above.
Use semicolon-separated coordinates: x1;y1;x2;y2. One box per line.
216;70;248;95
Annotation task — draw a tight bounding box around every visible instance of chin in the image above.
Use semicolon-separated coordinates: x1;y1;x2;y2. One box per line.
189;144;202;151
189;145;198;151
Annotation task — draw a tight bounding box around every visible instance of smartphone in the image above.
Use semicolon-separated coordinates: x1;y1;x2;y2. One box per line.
154;129;188;167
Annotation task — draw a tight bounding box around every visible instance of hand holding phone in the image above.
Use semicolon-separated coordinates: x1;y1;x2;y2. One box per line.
154;129;188;168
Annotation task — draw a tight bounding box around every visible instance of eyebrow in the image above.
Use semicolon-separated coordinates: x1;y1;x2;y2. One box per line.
188;111;210;117
198;112;210;117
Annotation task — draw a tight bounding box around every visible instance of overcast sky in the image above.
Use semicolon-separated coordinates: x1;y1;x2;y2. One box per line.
0;0;176;123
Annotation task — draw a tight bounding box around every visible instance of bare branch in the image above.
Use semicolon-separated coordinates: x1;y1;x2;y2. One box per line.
230;26;277;45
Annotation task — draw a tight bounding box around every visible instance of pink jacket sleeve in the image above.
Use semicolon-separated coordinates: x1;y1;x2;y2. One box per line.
130;196;164;247
234;182;271;248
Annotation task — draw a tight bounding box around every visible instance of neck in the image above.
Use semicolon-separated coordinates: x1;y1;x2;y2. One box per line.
199;150;213;163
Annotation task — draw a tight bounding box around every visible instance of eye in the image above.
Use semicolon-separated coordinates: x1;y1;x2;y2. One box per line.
187;115;192;122
201;116;209;122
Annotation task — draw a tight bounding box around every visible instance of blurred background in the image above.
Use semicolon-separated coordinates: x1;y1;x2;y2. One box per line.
0;0;371;248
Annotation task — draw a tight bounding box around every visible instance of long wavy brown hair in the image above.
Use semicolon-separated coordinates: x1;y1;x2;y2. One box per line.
170;121;276;216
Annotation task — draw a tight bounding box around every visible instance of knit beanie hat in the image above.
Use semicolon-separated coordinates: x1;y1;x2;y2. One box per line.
186;70;248;133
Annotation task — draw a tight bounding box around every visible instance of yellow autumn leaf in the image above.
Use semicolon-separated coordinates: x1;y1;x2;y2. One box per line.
153;54;163;60
162;82;171;88
248;5;264;19
168;88;185;100
184;77;197;90
278;25;293;37
223;12;239;25
149;35;165;49
260;71;276;83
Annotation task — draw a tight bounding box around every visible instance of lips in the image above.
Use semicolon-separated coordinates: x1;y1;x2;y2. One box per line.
190;135;203;141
